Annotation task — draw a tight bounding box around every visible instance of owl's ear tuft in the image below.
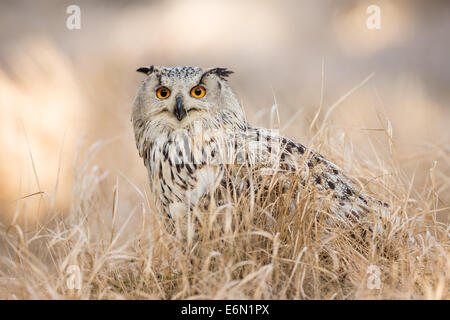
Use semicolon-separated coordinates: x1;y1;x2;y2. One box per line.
136;66;154;75
200;68;234;82
204;67;234;81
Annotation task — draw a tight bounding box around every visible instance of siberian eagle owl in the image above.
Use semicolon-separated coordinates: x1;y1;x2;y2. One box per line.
131;66;387;227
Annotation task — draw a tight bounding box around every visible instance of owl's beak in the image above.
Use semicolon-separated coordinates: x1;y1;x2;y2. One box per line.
173;96;187;121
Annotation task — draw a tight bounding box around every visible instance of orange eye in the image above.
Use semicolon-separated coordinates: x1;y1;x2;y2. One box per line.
156;87;170;99
190;85;206;98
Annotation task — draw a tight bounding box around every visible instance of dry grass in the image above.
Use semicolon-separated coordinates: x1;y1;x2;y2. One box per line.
0;100;448;300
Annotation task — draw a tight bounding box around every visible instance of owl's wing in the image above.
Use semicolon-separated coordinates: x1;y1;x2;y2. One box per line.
223;125;388;224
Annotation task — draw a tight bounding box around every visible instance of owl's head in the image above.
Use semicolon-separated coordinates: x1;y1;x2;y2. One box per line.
132;66;245;137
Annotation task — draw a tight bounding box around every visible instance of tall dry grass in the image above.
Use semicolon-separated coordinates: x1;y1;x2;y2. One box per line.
0;86;448;298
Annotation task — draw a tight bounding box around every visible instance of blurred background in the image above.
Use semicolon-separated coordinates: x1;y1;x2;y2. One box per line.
0;0;449;224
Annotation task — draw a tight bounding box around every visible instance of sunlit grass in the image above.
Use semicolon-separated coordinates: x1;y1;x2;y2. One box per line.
0;106;447;299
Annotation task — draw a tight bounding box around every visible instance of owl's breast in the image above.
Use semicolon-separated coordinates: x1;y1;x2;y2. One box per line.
147;130;225;217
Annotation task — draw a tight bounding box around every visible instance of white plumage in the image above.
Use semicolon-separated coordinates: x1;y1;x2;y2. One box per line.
131;66;388;226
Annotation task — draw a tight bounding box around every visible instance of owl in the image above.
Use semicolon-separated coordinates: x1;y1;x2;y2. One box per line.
131;66;388;228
